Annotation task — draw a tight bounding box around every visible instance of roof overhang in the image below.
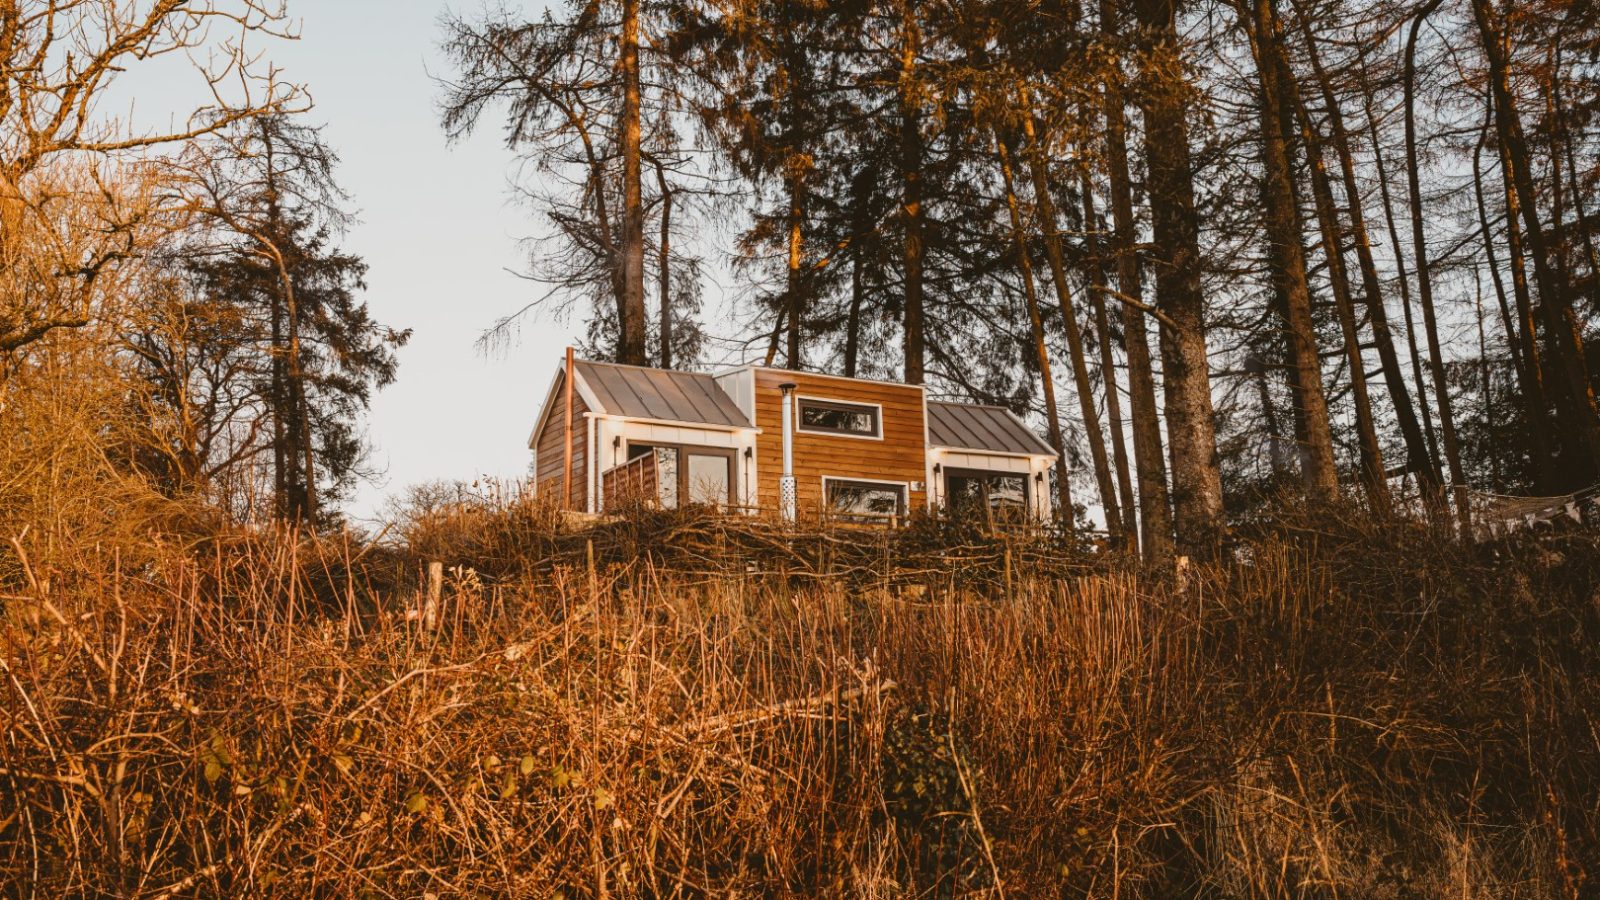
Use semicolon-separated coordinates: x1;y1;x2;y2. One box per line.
928;444;1059;461
594;413;762;434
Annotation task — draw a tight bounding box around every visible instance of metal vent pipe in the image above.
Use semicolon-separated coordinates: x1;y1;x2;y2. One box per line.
779;381;798;523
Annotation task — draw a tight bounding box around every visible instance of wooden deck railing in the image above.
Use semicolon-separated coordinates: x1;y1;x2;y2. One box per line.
601;455;660;510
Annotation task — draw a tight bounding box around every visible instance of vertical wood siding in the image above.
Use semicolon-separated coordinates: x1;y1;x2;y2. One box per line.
535;371;590;510
750;368;927;520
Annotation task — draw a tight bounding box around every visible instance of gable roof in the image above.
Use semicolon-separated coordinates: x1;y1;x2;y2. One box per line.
574;359;751;428
926;400;1057;457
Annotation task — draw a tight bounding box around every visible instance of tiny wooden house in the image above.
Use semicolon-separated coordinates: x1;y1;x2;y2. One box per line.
529;356;1059;522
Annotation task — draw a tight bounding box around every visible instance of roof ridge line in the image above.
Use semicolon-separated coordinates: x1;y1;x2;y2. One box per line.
929;398;1015;411
575;357;721;378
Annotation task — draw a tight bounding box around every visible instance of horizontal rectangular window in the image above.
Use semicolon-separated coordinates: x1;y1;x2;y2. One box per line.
798;398;880;437
944;469;1029;517
825;478;906;522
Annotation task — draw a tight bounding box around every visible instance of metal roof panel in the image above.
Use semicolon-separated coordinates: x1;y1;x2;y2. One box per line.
927;400;1057;456
573;360;751;427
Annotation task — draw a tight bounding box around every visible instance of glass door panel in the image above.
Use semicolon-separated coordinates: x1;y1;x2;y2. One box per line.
653;447;679;508
684;452;732;508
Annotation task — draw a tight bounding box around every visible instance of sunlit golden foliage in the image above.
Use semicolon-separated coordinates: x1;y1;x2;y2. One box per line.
1;496;1595;896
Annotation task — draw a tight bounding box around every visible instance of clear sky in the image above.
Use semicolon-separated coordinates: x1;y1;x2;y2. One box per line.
285;1;569;520
132;0;586;521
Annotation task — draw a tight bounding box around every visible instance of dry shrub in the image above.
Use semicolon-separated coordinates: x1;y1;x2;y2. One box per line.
1;498;1596;897
0;334;225;590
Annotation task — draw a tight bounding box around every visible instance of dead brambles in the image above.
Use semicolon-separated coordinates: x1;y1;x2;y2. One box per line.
0;495;1597;896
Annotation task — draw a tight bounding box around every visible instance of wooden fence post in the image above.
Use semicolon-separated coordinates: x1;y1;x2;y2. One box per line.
424;560;443;630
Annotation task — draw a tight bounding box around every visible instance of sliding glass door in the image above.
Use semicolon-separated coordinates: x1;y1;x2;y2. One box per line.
626;443;733;509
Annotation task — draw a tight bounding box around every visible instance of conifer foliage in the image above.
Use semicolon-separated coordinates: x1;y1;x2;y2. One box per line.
443;0;1600;555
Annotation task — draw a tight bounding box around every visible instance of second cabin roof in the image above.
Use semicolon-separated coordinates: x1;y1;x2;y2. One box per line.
575;359;751;427
562;358;1057;458
926;400;1058;457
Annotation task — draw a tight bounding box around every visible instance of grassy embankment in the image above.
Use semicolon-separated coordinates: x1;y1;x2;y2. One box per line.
2;494;1596;896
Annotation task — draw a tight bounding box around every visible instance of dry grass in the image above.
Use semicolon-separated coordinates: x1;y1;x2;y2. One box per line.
2;490;1597;897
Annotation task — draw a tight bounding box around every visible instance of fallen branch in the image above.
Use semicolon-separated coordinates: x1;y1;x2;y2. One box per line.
671;679;897;739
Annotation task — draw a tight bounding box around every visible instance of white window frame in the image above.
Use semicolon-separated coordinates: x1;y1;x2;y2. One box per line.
821;475;909;520
795;395;884;441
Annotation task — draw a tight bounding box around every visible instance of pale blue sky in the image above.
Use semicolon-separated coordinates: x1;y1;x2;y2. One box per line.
281;1;564;518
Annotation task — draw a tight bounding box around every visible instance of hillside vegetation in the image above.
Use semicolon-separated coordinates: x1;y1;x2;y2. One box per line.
2;494;1597;897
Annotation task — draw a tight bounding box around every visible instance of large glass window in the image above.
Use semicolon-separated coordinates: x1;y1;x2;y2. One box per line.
626;443;731;509
825;479;906;522
944;469;1029;519
685;452;732;508
798;398;880;438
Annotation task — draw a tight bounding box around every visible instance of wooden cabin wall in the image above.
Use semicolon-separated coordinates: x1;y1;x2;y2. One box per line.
535;371;590;510
751;368;927;520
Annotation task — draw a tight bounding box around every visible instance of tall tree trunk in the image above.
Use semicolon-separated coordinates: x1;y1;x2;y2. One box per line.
997;134;1074;522
1135;0;1225;555
1476;270;1501;488
262;132;297;521
1494;95;1550;480
281;263;313;521
845;251;864;379
1081;176;1140;535
1474;104;1526;383
1248;353;1290;480
899;0;926;385
1403;0;1471;534
1366;91;1443;482
1282;49;1387;506
655;163;674;369
1473;0;1600;485
279;246;314;522
1020;104;1126;541
261;138;314;524
269;266;287;515
844;170;872;379
1102;0;1173;560
295;346;316;524
1543;51;1584;395
786;171;804;369
1554;45;1600;287
1475;91;1554;487
763;306;785;367
618;0;648;366
1289;0;1437;493
1240;0;1339;502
